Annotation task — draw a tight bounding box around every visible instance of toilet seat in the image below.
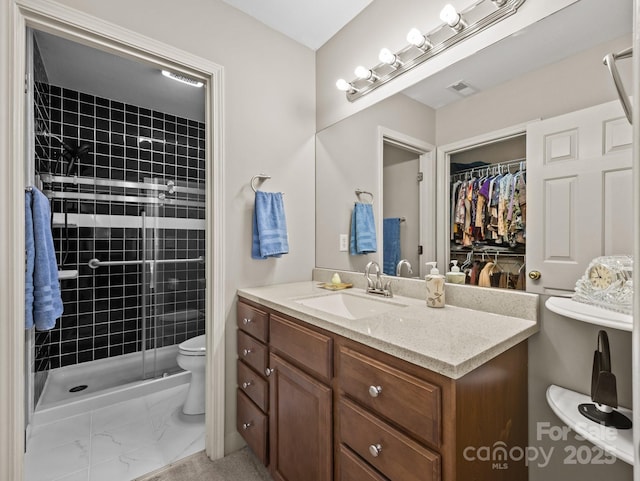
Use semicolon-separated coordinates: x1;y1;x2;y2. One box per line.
178;334;206;356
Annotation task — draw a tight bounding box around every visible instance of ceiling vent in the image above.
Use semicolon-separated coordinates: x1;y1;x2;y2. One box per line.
447;80;477;97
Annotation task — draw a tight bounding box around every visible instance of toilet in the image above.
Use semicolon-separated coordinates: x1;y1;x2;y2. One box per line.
176;334;206;415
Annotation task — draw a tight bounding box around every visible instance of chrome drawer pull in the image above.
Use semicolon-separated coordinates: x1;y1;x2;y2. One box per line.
369;443;383;457
265;367;274;377
242;318;252;325
242;381;253;389
242;348;253;356
242;421;253;430
368;385;383;398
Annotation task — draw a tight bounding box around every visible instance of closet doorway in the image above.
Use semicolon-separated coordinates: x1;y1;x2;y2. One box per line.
378;128;435;279
436;124;527;291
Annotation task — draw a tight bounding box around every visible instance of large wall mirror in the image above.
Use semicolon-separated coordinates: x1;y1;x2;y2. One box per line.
315;0;631;281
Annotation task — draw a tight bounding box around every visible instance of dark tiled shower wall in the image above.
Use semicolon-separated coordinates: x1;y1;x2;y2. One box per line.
32;34;50;415
35;84;206;370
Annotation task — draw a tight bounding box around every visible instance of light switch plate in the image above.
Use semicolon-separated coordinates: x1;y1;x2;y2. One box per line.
339;234;348;252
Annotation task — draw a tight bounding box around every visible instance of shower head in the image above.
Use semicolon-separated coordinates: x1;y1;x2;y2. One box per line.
65;142;92;176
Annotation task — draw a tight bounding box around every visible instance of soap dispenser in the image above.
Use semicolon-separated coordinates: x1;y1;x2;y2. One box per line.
425;262;445;308
446;260;466;284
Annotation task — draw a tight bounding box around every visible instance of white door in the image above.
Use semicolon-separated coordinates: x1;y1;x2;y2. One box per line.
526;100;633;295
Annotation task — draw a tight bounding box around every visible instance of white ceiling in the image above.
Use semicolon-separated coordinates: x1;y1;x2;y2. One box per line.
221;0;373;51
34;0;632;121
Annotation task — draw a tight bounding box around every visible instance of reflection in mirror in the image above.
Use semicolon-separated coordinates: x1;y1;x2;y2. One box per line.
315;94;435;275
316;0;631;279
383;143;420;277
448;135;527;290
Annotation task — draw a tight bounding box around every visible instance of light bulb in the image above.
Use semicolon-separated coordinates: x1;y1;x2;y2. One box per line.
354;66;373;80
378;48;397;65
335;79;352;92
440;4;461;27
406;28;430;49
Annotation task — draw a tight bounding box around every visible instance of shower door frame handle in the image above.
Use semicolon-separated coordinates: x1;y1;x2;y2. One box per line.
141;210;148;380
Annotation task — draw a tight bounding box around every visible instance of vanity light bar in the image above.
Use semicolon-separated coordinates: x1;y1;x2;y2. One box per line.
336;0;526;102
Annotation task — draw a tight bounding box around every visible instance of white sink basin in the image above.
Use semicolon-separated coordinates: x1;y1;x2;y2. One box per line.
294;292;406;320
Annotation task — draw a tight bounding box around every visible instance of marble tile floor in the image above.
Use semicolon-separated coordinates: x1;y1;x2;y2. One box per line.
25;383;204;481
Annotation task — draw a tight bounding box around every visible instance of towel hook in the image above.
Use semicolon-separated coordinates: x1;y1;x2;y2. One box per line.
355;188;374;204
251;174;271;193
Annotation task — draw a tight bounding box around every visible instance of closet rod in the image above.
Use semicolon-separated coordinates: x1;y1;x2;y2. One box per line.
451;250;525;258
451;157;526;178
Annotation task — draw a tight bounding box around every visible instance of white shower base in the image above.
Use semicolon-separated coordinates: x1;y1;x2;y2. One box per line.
33;345;189;425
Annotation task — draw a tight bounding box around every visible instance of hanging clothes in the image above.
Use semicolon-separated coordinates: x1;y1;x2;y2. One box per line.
450;162;526;249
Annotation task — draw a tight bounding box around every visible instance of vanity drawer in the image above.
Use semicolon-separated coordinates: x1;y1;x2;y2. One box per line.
237;301;269;343
270;314;333;382
237;359;268;412
237;330;268;375
338;346;441;448
237;389;268;465
339;444;389;481
339;398;440;481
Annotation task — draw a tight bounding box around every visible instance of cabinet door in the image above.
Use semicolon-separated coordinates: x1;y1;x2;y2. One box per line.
526;100;632;294
269;352;332;481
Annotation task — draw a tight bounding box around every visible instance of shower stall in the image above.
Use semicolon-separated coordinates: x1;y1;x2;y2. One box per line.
27;29;207;419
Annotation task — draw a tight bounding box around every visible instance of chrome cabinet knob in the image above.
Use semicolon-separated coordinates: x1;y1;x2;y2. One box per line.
265;368;274;377
242;318;252;325
368;385;383;398
242;421;253;430
242;381;253;389
369;443;383;457
528;270;541;280
242;348;253;356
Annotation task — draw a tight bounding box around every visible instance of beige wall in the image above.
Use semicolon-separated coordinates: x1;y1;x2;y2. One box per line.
316;93;435;272
44;0;317;453
436;35;632;145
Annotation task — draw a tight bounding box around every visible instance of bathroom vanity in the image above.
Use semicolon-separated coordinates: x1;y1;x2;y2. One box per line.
236;279;538;481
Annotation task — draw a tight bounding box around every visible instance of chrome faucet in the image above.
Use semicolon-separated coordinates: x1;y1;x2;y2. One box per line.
396;259;413;277
364;261;393;297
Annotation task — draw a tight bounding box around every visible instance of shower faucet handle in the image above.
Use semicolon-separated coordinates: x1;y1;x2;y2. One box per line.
167;180;175;194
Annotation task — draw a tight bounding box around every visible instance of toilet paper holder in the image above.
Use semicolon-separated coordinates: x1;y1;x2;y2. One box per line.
578;330;632;429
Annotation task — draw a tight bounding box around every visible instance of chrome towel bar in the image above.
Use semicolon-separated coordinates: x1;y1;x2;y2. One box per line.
88;255;204;269
603;47;632;124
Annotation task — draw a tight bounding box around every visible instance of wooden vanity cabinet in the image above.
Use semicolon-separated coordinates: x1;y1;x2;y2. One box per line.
236;301;270;465
237;296;529;481
335;337;528;481
268;314;333;481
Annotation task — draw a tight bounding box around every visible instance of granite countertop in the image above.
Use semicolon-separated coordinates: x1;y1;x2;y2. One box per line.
237;280;539;379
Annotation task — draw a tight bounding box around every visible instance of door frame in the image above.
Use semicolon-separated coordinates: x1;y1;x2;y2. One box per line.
377;126;434;277
435;122;531;275
1;1;226;478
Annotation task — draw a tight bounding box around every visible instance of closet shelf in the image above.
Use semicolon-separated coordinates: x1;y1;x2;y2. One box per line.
546;384;633;465
545;296;632;332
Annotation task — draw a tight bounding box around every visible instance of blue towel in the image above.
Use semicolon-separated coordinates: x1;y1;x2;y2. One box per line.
383;218;401;275
349;202;377;255
25;192;35;330
252;191;289;259
27;188;63;330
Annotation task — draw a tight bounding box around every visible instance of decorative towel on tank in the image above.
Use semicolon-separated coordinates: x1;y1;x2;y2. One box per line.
26;187;63;330
349;202;377;255
252;191;289;259
383;218;401;275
